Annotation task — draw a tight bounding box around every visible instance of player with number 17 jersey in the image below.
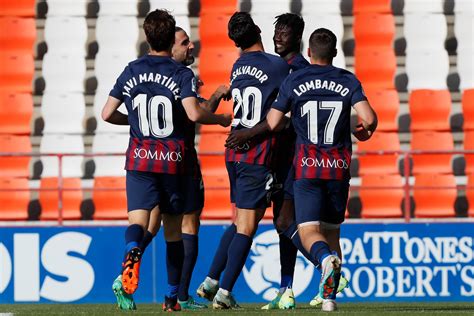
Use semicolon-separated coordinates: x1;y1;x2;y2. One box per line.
272;64;367;180
109;55;197;175
225;52;290;166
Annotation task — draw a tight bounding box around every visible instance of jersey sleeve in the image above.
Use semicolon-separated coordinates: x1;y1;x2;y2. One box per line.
109;66;129;101
179;68;198;99
272;77;292;113
350;80;368;106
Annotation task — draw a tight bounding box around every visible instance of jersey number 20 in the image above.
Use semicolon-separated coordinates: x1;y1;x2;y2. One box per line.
231;87;262;128
301;101;342;145
133;94;173;138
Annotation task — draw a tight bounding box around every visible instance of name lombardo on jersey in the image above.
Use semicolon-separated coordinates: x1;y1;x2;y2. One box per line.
133;148;182;161
293;79;350;97
231;65;269;84
338;231;474;298
122;72;180;97
301;157;349;169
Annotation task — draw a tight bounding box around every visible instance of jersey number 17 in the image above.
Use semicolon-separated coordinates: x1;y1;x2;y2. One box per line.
301;101;342;145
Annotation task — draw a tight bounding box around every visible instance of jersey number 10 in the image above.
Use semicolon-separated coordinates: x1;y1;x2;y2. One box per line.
301;101;342;145
133;94;173;138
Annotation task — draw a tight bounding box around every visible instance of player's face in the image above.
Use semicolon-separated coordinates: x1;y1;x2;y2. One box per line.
273;25;299;57
172;30;195;66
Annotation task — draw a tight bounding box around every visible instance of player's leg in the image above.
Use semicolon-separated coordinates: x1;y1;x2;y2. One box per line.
197;162;238;301
178;174;207;309
197;222;236;300
120;171;160;295
294;179;341;312
309;185;350;308
162;212;185;311
213;207;265;309
213;162;271;309
113;205;161;310
139;205;161;252
261;193;298;310
160;174;186;312
180;213;199;300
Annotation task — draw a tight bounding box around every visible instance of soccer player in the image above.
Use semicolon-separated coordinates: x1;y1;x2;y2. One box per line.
226;14;349;309
265;28;377;312
102;10;231;312
196;12;290;309
110;26;230;310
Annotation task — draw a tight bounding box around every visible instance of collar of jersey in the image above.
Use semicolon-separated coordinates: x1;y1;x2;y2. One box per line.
309;64;335;73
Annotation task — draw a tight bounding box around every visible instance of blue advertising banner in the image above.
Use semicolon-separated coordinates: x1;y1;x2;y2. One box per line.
0;223;473;303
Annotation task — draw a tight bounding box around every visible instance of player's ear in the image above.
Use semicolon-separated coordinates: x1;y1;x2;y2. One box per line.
333;48;337;58
307;47;311;58
255;25;261;34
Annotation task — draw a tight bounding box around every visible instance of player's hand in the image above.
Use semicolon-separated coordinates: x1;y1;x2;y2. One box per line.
225;129;252;148
219;113;232;127
353;123;372;141
197;79;204;88
215;85;231;101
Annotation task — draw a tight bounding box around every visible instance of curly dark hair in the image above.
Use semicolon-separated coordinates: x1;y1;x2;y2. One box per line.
274;13;304;40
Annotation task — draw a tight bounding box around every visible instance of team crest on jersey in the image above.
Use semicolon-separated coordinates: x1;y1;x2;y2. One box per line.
242;230;314;300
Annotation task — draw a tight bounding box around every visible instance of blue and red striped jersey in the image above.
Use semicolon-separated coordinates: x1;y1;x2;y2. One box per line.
225;51;290;166
272;53;310;169
109;55;198;174
272;64;367;180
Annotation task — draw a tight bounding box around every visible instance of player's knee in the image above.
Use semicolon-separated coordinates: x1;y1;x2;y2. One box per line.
182;212;200;235
275;216;291;233
236;223;257;237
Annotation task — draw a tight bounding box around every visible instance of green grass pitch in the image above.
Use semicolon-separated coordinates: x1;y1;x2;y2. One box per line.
0;303;473;315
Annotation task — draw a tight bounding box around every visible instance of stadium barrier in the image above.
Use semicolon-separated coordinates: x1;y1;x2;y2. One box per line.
0;222;473;304
0;150;473;223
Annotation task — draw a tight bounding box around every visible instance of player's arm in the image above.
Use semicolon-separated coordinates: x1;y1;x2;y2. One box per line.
225;120;270;148
101;95;128;125
266;108;287;132
200;85;231;113
225;114;289;148
182;96;232;127
353;100;378;141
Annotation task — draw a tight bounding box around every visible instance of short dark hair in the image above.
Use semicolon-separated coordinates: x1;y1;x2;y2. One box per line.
274;13;304;39
228;12;260;49
143;9;175;52
309;28;337;60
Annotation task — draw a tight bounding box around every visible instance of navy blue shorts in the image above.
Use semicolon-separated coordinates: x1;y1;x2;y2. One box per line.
126;170;185;215
294;178;350;227
183;176;204;214
226;161;272;210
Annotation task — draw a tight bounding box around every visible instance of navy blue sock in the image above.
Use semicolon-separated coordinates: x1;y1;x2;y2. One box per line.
279;234;297;289
310;241;332;266
124;224;144;259
139;230;155;253
208;223;236;280
220;233;253;292
178;233;198;301
166;240;184;299
168;284;179;299
283;222;316;266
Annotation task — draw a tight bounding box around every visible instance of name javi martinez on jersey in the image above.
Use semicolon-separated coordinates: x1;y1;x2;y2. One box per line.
120;72;180;98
